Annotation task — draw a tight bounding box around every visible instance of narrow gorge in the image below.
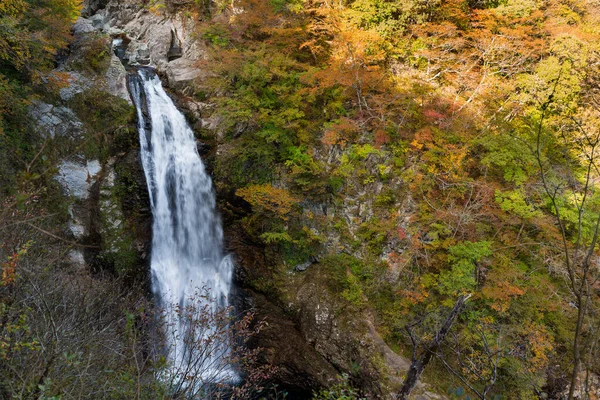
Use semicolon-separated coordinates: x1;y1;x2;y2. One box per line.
3;0;600;398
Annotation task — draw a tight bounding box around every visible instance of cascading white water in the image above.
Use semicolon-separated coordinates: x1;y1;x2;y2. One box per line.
128;69;235;384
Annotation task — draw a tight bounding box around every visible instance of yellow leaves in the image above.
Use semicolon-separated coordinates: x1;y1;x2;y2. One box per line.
0;0;26;16
0;311;40;360
410;139;423;150
148;2;165;16
0;0;81;78
522;321;554;372
236;184;298;220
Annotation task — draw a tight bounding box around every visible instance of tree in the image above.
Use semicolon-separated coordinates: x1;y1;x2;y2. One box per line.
397;294;471;399
531;79;600;400
0;0;80;79
155;289;277;399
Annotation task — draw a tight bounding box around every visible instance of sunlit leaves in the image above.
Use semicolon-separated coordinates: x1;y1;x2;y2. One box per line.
494;189;541;220
236;184;299;220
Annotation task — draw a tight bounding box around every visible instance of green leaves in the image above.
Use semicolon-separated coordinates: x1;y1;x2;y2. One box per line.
260;231;293;243
438;241;493;296
0;0;80;77
495;189;541;220
346;0;442;38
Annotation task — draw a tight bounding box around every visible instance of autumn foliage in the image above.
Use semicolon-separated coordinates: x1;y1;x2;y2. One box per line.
197;0;600;397
236;184;298;220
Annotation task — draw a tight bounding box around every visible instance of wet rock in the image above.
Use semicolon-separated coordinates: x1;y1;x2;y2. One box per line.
82;0;109;17
88;153;151;282
106;26;125;37
89;13;106;29
245;291;340;395
295;256;319;272
99;0;204;87
196;141;211;156
67;205;87;239
97;161;129;254
294;260;312;272
167;29;183;61
57;16;130;105
67;249;86;268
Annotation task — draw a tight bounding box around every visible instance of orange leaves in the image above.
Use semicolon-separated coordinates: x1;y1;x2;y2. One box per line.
330;24;386;66
480;255;527;314
373;129;390;148
303;11;389;101
482;280;525;313
401;285;429;306
236;184;298;220
410;127;433;150
321;117;358;148
1;241;31;286
46;71;72;91
411;124;469;182
1;256;17;286
386;250;410;271
396;227;407;240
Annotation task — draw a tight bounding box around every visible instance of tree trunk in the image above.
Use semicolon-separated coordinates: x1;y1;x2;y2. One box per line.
396;294;470;400
568;293;585;400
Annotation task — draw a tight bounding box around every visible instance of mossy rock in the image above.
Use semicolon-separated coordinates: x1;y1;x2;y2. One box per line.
68;34;112;75
68;89;135;162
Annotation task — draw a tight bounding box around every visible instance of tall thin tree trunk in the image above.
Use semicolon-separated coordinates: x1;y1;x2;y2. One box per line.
568;293;585;400
396;294;470;400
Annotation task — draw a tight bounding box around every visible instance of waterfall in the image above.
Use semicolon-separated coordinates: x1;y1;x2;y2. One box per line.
128;69;235;385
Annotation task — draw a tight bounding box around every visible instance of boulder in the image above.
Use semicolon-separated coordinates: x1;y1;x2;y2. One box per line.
55;159;101;200
72;17;96;35
105;54;131;103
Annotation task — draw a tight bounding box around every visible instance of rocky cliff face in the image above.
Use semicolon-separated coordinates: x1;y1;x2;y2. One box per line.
49;1;442;397
31;8;150;285
83;0;205;90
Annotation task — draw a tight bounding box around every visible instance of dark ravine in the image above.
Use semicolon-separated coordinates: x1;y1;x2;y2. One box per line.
74;6;349;395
